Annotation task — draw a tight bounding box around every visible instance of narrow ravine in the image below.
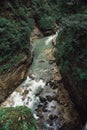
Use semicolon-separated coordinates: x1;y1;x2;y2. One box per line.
0;34;64;130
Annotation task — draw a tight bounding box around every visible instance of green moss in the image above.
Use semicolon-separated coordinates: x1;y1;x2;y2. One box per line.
0;106;36;130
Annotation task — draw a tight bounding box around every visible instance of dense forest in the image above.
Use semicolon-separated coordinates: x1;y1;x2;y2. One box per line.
0;0;87;130
55;0;87;122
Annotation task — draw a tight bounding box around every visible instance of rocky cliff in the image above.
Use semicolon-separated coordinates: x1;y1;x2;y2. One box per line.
62;74;87;123
55;14;87;125
0;53;33;103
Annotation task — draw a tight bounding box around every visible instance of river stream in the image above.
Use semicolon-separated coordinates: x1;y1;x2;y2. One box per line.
1;34;64;130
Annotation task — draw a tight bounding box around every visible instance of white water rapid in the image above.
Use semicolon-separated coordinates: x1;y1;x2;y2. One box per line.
45;32;58;45
1;76;45;110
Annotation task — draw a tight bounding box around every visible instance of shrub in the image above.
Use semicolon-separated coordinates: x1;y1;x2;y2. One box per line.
0;106;36;130
38;15;56;31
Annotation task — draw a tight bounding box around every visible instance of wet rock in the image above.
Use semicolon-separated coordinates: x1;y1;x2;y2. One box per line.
35;89;43;96
48;79;63;89
39;60;45;62
51;105;56;109
22;90;29;96
49;80;54;87
54;115;58;119
37;104;43;108
37;110;43;118
49;114;58;121
49;115;55;120
46;95;53;102
28;74;35;80
46;95;57;101
44;101;48;106
47;119;53;126
37;114;43;118
30;26;43;41
42;107;48;112
39;96;47;103
49;60;55;64
49;115;54;120
49;80;54;86
52;96;58;101
52;85;59;89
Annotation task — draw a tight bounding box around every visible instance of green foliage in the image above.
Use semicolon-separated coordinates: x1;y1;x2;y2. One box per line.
38;15;56;31
0;17;33;73
57;0;78;14
0;106;36;130
29;0;58;29
55;14;87;86
0;18;20;59
0;0;35;73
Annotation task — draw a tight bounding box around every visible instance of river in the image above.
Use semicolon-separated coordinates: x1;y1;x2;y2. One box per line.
1;34;64;130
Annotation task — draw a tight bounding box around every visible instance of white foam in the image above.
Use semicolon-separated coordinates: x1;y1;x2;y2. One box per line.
45;32;58;45
1;76;46;111
33;113;39;120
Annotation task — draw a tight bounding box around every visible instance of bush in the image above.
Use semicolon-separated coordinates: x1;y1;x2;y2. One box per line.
38;15;56;31
57;0;79;14
0;106;36;130
0;18;21;62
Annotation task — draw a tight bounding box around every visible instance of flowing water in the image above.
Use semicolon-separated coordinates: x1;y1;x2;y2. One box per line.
1;34;64;130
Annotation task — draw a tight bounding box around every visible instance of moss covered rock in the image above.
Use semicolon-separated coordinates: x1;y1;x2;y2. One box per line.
0;106;36;130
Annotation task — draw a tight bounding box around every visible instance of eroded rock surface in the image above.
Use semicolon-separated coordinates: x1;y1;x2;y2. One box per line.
52;71;82;130
30;25;43;41
0;53;33;103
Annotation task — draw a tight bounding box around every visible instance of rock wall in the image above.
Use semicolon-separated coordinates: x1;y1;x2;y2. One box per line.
0;53;33;103
62;74;87;123
51;35;83;129
30;25;43;41
52;69;82;130
48;45;82;130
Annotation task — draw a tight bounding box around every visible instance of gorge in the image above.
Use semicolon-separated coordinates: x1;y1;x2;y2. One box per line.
0;0;87;130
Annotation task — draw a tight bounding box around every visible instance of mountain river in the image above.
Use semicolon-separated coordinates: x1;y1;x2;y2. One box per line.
1;33;64;130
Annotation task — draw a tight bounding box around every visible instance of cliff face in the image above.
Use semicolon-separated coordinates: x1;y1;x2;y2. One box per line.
55;14;87;123
0;53;33;103
62;74;87;122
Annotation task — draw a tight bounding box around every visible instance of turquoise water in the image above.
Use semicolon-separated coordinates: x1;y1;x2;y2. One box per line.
29;36;55;81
